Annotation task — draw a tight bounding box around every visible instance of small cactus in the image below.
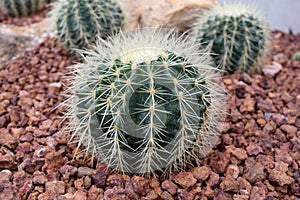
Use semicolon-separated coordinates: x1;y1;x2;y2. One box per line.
193;4;270;75
51;0;123;52
61;29;226;176
292;51;300;61
0;0;48;17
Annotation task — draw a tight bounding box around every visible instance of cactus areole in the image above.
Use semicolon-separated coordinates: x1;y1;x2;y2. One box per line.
193;4;270;74
63;30;226;176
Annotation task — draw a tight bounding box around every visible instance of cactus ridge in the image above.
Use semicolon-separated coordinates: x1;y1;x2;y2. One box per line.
61;29;226;176
0;0;47;17
51;0;123;51
193;4;270;74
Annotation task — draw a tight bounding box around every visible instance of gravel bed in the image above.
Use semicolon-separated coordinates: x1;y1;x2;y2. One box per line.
0;31;299;200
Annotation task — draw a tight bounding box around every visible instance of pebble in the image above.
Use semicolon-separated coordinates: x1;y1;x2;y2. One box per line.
77;167;94;177
262;61;282;77
173;172;197;189
245;163;266;184
161;180;178;195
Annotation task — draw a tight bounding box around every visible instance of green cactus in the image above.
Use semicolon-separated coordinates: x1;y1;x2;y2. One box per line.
0;0;48;17
193;4;270;75
292;51;300;61
51;0;123;52
61;29;226;176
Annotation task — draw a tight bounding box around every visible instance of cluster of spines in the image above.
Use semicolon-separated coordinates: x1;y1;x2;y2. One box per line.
51;0;123;51
0;0;48;17
60;30;226;176
193;4;270;75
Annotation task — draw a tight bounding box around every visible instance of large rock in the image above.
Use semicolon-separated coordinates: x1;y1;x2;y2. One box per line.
0;17;55;64
120;0;218;32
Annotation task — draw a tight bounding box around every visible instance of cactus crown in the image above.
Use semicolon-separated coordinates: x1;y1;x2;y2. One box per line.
51;0;123;52
0;0;48;17
193;4;270;75
61;29;226;176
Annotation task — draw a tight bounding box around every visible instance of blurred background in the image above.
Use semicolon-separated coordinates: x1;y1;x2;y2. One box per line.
219;0;300;33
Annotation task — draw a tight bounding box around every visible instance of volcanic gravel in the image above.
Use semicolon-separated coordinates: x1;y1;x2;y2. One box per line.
0;31;299;200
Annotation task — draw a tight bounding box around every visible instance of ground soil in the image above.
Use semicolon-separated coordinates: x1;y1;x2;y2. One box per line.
0;11;299;200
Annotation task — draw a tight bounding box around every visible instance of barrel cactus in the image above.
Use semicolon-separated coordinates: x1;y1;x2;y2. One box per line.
61;29;226;176
193;4;270;75
0;0;49;17
51;0;123;51
292;51;300;61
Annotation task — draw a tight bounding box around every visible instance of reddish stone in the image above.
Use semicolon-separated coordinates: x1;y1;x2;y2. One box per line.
162;180;178;195
173;172;197;189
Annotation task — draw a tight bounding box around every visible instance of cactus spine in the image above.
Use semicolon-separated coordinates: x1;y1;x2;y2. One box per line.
61;29;226;176
193;4;270;75
51;0;123;51
0;0;48;17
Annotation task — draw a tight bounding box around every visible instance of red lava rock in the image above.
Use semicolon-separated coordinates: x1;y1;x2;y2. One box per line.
74;177;84;190
256;155;275;169
0;182;20;200
207;172;220;188
257;98;277;112
268;169;294;186
160;191;174;200
103;186;127;200
149;177;163;195
131;176;150;196
173;172;197;189
72;190;87;199
0;170;12;183
84;176;92;189
0;147;17;169
12;170;31;190
237;177;252;191
226;145;248;161
42;152;65;173
59;165;78;181
280;124;298;135
240;97;256;113
245;163;266;184
233;194;249;200
225;164;239;179
144;190;158;200
88;185;104;200
246;142;263;156
177;189;194;200
214;189;233;200
220;176;239;192
209;151;230;174
192;166;211;181
162;180;178;195
20;157;45;174
107;174;130;187
204;187;215;199
239;73;252;84
32;171;47;185
250;186;266;200
0;129;18;149
77;167;94;177
91;170;107;188
19;179;33;199
45;181;66;195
